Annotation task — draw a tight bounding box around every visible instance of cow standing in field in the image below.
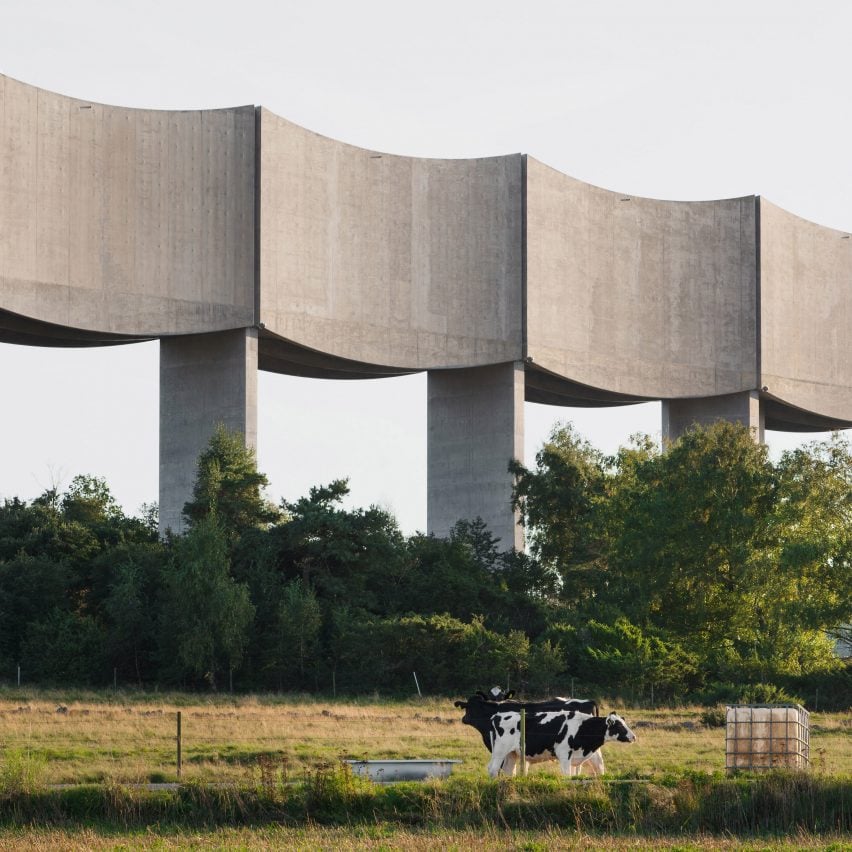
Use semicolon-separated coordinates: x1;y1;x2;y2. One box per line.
455;693;610;776
484;709;636;778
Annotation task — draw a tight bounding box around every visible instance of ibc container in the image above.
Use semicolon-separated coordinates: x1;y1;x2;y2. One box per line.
725;704;809;771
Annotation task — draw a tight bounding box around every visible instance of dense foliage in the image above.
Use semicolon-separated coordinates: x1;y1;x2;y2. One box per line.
0;422;849;708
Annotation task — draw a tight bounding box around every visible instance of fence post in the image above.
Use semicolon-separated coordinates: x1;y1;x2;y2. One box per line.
176;711;182;780
16;664;20;687
520;708;527;777
413;671;422;698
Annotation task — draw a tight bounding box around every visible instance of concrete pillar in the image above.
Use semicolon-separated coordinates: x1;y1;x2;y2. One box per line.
159;328;258;535
427;361;524;551
662;390;765;444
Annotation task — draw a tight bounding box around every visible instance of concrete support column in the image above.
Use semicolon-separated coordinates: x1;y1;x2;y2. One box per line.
427;361;524;551
159;328;258;536
662;390;765;444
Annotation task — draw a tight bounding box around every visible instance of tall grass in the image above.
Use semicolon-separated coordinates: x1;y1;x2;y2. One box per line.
0;749;46;794
0;769;847;837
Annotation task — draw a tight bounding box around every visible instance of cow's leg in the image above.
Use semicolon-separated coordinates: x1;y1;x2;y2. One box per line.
487;751;506;779
583;750;605;777
488;739;514;779
501;751;518;777
556;749;575;776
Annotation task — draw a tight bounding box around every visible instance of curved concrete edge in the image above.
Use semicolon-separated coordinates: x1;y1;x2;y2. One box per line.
257;108;524;371
524;362;653;408
0;73;256;338
762;392;852;433
1;73;850;431
525;156;758;401
0;306;154;347
759;198;852;424
258;328;417;380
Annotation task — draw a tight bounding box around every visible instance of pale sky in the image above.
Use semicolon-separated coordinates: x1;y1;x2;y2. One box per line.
1;1;850;533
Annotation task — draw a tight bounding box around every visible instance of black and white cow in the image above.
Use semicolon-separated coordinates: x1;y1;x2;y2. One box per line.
454;693;607;776
484;709;636;778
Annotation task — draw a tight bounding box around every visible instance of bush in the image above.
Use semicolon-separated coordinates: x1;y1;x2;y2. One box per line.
780;662;852;712
700;706;726;728
739;683;803;705
20;609;107;685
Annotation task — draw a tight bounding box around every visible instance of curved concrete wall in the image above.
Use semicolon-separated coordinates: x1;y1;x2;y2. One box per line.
0;75;255;339
760;199;852;426
1;73;850;430
258;109;523;372
525;157;758;400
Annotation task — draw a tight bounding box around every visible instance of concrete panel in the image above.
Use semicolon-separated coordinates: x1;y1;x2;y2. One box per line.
759;199;852;424
159;328;258;535
0;74;255;338
663;391;764;443
525;157;758;400
258;110;523;371
428;362;524;551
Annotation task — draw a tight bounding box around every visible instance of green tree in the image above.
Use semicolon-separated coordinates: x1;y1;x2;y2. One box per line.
510;423;614;612
0;554;71;672
183;425;280;537
61;475;122;527
273;579;322;688
160;515;255;689
103;545;163;685
20;608;106;685
606;422;844;679
775;435;852;641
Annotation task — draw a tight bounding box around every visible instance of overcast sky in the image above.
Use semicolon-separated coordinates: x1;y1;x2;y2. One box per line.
1;1;850;533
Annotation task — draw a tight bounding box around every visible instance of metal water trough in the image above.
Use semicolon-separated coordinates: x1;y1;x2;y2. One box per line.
345;758;461;782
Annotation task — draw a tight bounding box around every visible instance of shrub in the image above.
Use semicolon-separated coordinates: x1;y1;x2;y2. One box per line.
0;749;46;794
739;683;803;705
700;706;726;728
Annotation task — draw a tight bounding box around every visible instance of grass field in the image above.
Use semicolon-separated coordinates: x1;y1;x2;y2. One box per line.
0;688;848;785
0;688;847;849
1;826;850;850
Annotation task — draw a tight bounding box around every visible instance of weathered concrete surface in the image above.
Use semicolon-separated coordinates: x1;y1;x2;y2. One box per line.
258;110;523;372
759;199;852;428
1;73;851;548
525;157;758;402
662;391;765;444
428;362;524;551
0;75;255;337
159;329;258;535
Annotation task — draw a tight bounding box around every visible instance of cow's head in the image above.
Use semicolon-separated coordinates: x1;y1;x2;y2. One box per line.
604;712;637;743
455;694;498;727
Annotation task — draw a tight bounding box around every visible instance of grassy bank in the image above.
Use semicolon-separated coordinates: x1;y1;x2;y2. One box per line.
0;771;847;837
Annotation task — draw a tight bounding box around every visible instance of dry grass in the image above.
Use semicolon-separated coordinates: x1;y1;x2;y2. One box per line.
0;690;848;785
0;825;848;850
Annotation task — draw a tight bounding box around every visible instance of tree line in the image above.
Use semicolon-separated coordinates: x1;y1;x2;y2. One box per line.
0;423;849;708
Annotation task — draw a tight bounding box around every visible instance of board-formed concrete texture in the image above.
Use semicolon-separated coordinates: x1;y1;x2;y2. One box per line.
1;74;850;547
258;110;523;376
